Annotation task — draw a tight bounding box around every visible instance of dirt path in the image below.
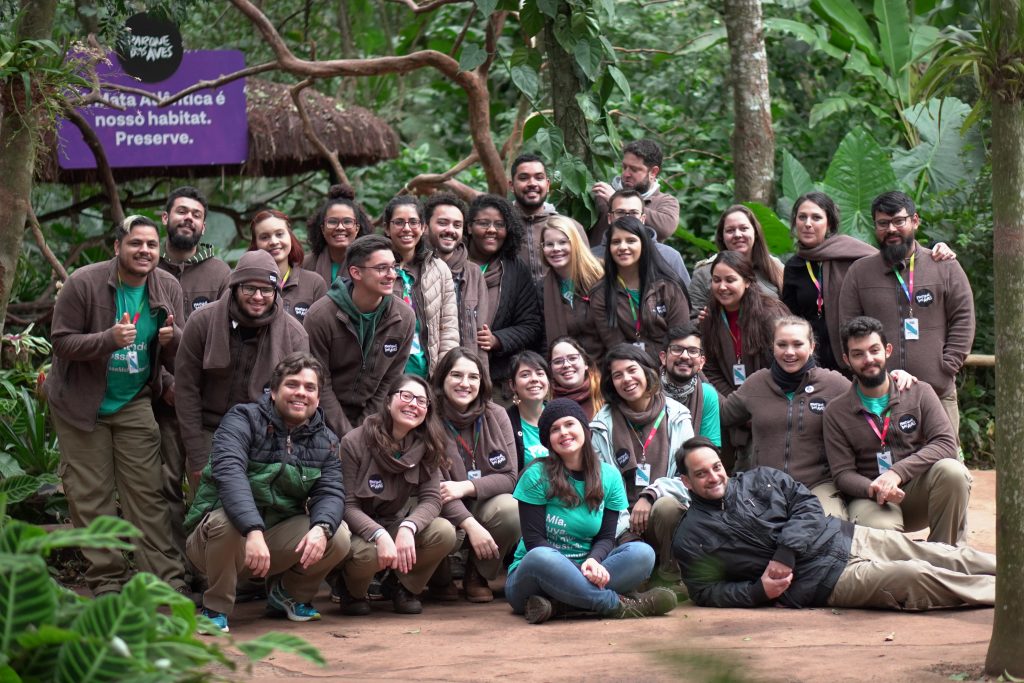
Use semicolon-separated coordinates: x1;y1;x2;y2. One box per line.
221;470;998;682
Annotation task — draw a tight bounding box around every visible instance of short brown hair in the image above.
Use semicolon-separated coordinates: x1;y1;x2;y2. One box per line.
270;352;325;393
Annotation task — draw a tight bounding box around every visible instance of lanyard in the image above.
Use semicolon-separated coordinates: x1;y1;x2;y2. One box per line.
805;261;823;317
630;409;666;463
117;276;146;325
893;252;916;313
399;268;415;309
618;277;641;336
446;418;481;471
861;408;892;448
721;309;742;362
280;266;291;289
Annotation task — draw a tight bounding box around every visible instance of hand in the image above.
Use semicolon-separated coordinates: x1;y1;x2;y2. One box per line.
464;519;499;560
868;469;904;505
760;566;792;599
112;312;137;347
581;558;610;588
931;242;958;261
394;526;417;574
765;559;793;580
244;530;271;578
630;497;653;535
161;382;175;406
440;479;476;504
476;324;499;352
295;526;328;569
591;181;614;206
891;369;919;392
375;531;397;571
158;314;175;347
696;306;709;324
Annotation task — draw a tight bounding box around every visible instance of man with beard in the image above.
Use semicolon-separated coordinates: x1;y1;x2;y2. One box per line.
590;139;680;246
507;154;588;283
175;250;309;486
422;193;489;368
823;317;971;546
659;323;720;446
838;191;974;436
46;215;187;596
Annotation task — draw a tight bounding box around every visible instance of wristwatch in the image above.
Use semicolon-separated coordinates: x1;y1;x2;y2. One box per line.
314;522;333;540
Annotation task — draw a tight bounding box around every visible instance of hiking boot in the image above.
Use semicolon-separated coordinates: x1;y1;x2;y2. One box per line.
424;580;460;602
608;587;677;619
332;575;371;616
524;595;554;624
463;560;494;603
200;607;229;633
266;579;321;622
392;584;423;614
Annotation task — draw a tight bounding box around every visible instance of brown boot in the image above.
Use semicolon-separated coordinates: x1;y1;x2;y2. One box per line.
463;559;494;603
608;587;677;619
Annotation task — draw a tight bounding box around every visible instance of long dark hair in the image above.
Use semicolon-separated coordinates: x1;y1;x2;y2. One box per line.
306;184;373;257
599;343;660;406
248;209;304;267
715;205;783;290
701;250;787;368
432;347;492;416
383;195;429;264
362;374;447;470
601;216;685;328
539;414;604;512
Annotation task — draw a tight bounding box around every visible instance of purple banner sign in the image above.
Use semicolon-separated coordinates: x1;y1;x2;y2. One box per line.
57;50;248;169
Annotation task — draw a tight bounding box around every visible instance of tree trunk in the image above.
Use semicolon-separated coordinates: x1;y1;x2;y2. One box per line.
722;0;775;204
542;5;591;166
0;0;58;336
986;0;1024;677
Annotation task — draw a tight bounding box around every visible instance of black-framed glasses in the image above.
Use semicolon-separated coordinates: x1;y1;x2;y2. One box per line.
874;215;910;230
356;264;399;276
610;209;643;218
668;345;702;358
394;390;430;409
239;284;276;297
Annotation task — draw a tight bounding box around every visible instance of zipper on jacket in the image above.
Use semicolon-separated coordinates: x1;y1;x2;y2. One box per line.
783;399;793;474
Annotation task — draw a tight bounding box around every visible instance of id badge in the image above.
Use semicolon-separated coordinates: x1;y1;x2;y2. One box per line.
467;469;482;480
634;463;651;486
732;363;747;385
904;317;920;340
126;350;140;374
633;341;645;352
876;449;893;474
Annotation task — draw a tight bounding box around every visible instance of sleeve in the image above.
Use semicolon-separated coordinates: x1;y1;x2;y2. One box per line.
405;465;443;532
687;265;711;318
718;384;753;428
646;193;680;242
659;245;691;288
603;464;629;512
588;286;626;356
664;281;690;329
340;437;384;541
50;275;120;361
700;386;722;447
518;500;553;551
470;407;519;500
673;513;772;607
160;278;185;367
363;313;415;422
437;263;461;363
491;262;542;357
823;405;874;498
307;437;344;532
209;408;264;535
940;264;975;377
836;264;865;328
304;307;354;436
770;471;831;567
174;315;207;460
889;387;958;484
310;273;328;301
585;508;619;563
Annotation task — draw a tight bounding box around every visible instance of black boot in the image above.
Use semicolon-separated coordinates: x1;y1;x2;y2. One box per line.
608;587;678;619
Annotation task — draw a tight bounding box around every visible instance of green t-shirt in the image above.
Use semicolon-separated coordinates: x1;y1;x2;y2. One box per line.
521;420;548;465
699;382;722;447
397;268;428;378
559;277;574;307
509;460;628;573
99;285;157;416
857;387;890;416
331;261;341;284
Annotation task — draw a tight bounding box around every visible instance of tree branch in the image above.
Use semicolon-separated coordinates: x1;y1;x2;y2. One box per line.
450;5;476;57
403;151;480;197
59;106;124;225
26;207;69;282
385;0;469;13
104;61;278;107
289;78;351;186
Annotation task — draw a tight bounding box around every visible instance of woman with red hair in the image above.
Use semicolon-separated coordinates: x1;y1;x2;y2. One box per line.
249;209;327;322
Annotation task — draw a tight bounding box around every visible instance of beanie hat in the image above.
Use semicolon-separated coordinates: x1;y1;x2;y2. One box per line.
230;250;280;288
538;398;590;450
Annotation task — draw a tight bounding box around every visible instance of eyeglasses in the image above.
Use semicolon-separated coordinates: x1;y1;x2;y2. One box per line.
551;353;582;368
874;215;911;231
239;284;276;297
610;209;643;218
668;345;702;358
394;389;430;409
432;218;463;230
325;217;358;229
390;218;422;228
472;219;507;230
542;239;570;250
356;263;399;276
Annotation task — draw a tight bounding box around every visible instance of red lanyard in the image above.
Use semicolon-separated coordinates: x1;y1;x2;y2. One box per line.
446;418;481;470
618;277;641;336
721;309;742;362
630;409;666;463
862;408;892;448
805;261;823;316
117;276;145;325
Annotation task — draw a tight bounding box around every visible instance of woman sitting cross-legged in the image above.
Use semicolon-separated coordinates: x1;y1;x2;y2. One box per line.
505;399;678;624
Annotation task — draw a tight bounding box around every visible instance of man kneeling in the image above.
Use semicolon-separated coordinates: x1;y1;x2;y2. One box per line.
672;437;994;610
185;352;350;631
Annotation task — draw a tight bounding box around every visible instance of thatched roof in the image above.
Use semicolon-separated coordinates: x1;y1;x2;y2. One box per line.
37;78;399;184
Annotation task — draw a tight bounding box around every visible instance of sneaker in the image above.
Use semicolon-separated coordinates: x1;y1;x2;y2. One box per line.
266;579;322;622
609;587;678;619
200;607;229;633
524;595;554;624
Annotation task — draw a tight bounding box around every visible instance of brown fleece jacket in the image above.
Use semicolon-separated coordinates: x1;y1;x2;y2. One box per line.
157;246;230;320
822;377;958;499
281;267;327;323
588;278;689;366
720;366;851;488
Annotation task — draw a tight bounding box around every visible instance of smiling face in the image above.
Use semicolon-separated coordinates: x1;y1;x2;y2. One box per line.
548;415;586;459
609;227;642;271
385;204;423;261
550;341;587;390
541;226;571;274
513;363;549;402
469;206;507;260
721;211;755;256
682;446;729;501
794;200;829;248
711;262;750;312
322;203;359;252
774;323;815;373
427;204;465;256
272;368;320;428
843;332;892;389
444;357;482;410
511;160;550;211
253;216;293;267
115;224;160;282
350;249;398;299
660;334;705;384
163;197;206;250
235;280;276;318
389;380;429;435
609;358;648;406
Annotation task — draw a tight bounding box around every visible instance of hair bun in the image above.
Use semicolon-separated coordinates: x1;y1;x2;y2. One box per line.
328;183;355;200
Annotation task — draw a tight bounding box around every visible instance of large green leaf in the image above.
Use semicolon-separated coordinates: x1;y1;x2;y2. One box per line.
679;27;727;54
533;127;565;163
606;65;630;101
510;64;539;100
0;475;49;505
20;516;138;555
874;0;911;104
781;151;816;204
811;0;882;64
236;632;326;667
743;203;793;254
573;37;602;81
822;127;898;241
557;156;592;195
892;97;984;194
809;92;894;128
0;553;57;656
57;594;151;683
458;43;486;72
474;0;498;15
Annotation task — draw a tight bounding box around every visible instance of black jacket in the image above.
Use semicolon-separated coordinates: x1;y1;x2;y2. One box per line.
489;256;543;383
672;467;853;608
507;403;527;471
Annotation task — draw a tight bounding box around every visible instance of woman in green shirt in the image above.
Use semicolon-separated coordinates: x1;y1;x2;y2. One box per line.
506;350;551;470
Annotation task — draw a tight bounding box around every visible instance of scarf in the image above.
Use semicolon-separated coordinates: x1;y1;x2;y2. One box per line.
770;357;817;395
609;393;670;502
201;289;283;400
553;381;597;421
326;277;390;362
662;372;705;438
440;401;509;479
355;419;429;506
480;258;503;327
797;235;877;364
542;271;585;349
611;176;659;202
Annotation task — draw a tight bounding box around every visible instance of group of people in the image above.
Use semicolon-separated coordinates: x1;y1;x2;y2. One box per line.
45;137;994;632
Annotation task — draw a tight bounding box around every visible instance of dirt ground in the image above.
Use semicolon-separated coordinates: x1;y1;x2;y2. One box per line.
220;470;999;683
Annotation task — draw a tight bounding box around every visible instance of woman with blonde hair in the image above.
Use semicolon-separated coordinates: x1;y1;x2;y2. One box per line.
539;215;603;352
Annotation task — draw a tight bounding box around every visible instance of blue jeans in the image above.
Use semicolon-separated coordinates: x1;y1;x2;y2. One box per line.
505;543;655;614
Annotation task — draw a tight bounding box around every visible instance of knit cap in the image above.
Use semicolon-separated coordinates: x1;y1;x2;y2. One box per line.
538;398;590;450
230;250;280;288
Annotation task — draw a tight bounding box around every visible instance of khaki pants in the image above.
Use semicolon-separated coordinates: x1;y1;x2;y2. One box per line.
343;518;457;596
847;458;971;545
154;401;186;557
810;481;849;521
939;388;961;448
617;496;687;578
186;509;351;614
464;493;521;580
53;393;185;595
827;525;995;610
